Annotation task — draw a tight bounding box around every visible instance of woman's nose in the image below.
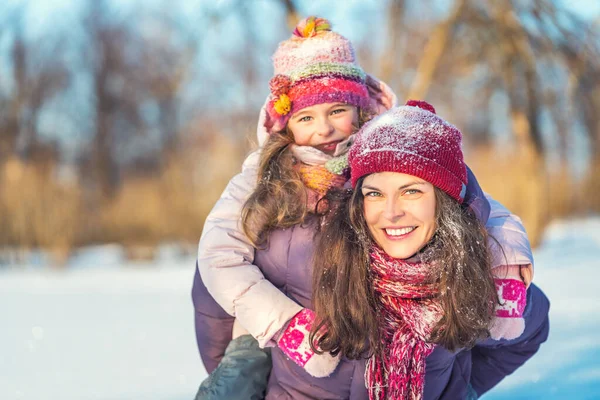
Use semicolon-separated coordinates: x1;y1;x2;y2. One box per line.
383;198;405;220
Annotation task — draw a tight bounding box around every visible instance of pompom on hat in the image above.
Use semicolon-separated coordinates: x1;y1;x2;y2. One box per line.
349;100;468;203
266;16;371;132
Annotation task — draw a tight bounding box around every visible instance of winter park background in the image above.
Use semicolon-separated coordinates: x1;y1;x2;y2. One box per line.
1;0;600;399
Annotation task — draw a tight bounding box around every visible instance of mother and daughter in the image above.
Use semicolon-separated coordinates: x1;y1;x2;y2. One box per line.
192;16;549;399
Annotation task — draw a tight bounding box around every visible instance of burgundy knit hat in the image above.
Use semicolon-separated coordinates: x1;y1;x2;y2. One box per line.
349;100;468;203
266;16;371;132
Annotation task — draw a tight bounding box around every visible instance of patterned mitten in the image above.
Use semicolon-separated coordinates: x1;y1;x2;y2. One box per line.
490;265;527;340
277;308;340;377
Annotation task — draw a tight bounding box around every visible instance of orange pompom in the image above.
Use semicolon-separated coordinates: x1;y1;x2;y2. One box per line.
293;16;332;38
273;94;291;115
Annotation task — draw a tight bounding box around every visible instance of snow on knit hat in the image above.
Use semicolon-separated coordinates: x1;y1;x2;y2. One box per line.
266;16;371;132
349;100;468;203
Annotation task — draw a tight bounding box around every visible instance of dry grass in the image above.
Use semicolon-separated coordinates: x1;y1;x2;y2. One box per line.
467;146;589;248
0;157;81;264
0;133;247;261
581;159;600;214
96;134;247;250
2;140;595;259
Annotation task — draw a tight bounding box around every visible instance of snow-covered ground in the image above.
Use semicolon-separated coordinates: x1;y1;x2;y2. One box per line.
1;218;599;400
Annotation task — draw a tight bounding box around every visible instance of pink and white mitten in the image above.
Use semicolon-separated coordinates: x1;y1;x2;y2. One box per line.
490;265;527;340
277;308;340;377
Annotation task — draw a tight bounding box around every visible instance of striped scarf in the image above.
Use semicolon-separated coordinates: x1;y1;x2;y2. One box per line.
294;151;350;212
296;163;348;211
291;135;354;212
366;246;443;400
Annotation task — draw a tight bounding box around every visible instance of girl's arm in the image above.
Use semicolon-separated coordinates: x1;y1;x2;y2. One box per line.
470;283;550;396
197;150;303;347
485;195;534;279
484;195;535;341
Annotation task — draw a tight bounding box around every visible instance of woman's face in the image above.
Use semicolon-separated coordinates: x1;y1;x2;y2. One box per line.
287;102;358;155
361;172;437;259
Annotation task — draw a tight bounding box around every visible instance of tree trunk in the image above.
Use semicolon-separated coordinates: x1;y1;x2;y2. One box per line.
407;0;466;100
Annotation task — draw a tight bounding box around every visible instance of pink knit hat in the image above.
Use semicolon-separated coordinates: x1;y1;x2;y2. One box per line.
349;100;468;203
266;16;371;132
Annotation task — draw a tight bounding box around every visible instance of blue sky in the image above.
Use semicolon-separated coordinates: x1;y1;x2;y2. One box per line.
4;0;599;39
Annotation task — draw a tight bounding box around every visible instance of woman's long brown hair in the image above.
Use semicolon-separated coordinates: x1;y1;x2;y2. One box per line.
310;179;497;359
241;108;372;248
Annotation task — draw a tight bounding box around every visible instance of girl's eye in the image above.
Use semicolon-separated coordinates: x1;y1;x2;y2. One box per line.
331;108;346;115
299;116;312;122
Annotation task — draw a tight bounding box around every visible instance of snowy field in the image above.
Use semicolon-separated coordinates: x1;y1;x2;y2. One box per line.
1;218;600;400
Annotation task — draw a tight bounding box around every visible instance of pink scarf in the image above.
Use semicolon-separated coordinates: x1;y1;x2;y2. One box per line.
366;246;443;400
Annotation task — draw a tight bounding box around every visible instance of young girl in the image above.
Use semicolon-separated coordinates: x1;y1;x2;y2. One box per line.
311;101;550;400
194;16;397;399
193;17;535;399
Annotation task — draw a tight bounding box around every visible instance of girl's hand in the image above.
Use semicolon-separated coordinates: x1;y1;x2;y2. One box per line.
277;309;340;377
490;265;527;340
520;264;533;288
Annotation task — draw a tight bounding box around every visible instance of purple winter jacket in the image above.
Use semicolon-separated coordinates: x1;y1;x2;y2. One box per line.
192;217;549;399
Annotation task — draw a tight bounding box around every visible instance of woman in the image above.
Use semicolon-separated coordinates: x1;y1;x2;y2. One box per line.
312;101;550;400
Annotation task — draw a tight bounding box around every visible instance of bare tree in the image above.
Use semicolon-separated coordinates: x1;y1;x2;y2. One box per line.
379;0;600;243
0;6;69;167
281;0;300;29
84;0;145;199
407;0;467;100
379;0;405;95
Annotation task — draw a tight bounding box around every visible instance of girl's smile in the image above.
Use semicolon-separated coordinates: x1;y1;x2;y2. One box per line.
317;140;343;153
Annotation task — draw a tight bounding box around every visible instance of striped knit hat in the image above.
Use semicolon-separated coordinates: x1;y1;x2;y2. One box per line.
266;16;371;132
349;100;468;203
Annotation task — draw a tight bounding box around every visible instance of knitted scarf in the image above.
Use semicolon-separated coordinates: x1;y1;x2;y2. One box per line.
296;162;348;210
366;246;443;400
291;137;353;212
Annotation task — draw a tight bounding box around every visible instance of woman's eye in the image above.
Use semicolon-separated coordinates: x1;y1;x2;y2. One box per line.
364;191;382;198
404;189;422;196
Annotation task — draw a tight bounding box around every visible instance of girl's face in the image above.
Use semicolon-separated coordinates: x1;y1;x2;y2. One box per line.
361;172;437;259
287;102;359;155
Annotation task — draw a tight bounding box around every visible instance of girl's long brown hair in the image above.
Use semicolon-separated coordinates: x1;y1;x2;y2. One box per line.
310;179;497;359
241;130;306;247
241;108;372;248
